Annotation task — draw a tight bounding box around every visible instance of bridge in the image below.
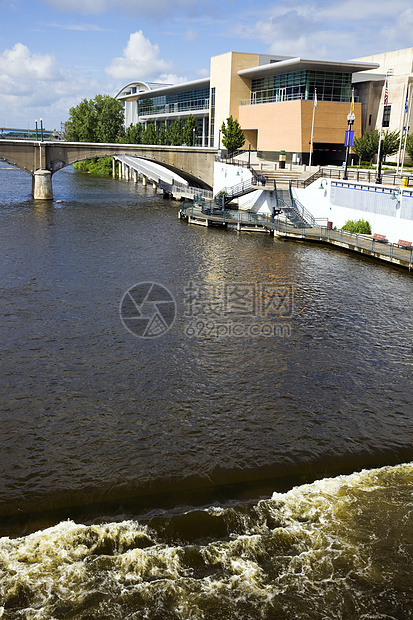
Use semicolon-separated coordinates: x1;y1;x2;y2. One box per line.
0;140;216;199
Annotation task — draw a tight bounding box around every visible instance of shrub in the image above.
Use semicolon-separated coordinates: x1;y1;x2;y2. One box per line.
73;157;113;175
341;219;371;234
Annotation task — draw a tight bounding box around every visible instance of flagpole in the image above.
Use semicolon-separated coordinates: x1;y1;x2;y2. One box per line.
309;88;317;168
376;71;391;185
401;83;412;174
396;84;407;176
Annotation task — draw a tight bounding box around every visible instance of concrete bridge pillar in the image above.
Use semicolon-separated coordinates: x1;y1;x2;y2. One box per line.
32;170;53;200
142;175;147;187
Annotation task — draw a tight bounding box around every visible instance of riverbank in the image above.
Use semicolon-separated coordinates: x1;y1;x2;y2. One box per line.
179;202;413;271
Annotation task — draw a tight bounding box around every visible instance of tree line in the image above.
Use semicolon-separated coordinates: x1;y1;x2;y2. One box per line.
65;95;246;151
64;94;412;170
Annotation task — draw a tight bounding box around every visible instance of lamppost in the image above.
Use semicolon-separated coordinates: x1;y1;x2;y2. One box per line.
40;118;44;142
343;110;355;180
35;119;39;141
192;127;196;147
375;132;384;184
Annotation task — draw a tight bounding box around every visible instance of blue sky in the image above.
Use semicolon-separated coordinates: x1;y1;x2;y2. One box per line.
1;0;412;130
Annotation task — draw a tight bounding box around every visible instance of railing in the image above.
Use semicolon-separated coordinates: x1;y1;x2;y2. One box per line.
179;203;413;268
291;167;413;189
216;151;267;185
214;177;267;206
171;181;213;200
138;99;209;118
240;93;360;106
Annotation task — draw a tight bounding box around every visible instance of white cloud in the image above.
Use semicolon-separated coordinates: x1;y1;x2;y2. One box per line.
157;74;188;84
0;42;107;128
183;28;198;42
105;31;172;81
0;43;58;83
43;0;201;17
44;21;107;31
230;0;413;59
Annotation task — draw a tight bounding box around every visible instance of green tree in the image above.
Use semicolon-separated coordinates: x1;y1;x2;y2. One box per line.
352;132;372;163
65;94;124;143
182;114;198;146
168;120;182;146
141;123;157;145
352;129;400;164
125;123;142;144
405;133;413;161
381;129;401;160
220;115;245;154
158;123;169;145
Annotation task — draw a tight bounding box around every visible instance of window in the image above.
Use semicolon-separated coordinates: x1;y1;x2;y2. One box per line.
382;105;391;128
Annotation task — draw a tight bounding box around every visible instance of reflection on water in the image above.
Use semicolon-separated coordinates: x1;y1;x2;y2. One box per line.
0;165;413;617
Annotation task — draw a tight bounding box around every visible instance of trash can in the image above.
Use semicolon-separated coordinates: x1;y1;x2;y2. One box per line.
279;150;286;170
401;177;408;187
327;221;333;230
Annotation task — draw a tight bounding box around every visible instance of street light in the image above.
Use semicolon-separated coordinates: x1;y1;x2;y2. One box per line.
35;119;39;141
192;127;196;147
343;111;355;180
40;118;44;142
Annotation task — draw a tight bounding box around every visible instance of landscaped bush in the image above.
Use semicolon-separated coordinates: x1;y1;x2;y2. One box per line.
341;219;371;234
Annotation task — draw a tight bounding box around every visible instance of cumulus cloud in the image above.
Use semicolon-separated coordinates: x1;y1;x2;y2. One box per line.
0;43;58;83
0;42;105;128
105;31;172;81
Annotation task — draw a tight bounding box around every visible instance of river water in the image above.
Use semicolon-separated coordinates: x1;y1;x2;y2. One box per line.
0;165;412;619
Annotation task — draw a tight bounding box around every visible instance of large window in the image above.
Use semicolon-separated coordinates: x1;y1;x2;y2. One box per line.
210;87;215;147
138;88;210;117
250;71;352;104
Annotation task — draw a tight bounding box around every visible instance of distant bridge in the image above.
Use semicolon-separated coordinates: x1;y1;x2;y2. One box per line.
0;140;216;199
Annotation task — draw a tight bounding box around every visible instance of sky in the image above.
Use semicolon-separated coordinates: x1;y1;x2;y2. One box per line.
1;0;412;130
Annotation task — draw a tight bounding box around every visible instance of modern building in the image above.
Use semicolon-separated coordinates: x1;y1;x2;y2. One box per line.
351;48;413;140
115;48;413;166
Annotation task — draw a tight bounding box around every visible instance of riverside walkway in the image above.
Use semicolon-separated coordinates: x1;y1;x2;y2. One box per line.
178;202;413;271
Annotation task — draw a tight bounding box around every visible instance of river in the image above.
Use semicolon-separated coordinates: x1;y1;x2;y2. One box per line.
0;164;412;619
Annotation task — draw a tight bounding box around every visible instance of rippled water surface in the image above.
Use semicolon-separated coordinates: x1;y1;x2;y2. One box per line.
0;165;412;618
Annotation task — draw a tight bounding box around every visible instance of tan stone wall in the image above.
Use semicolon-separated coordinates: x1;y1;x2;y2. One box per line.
210;52;259;147
238;101;362;153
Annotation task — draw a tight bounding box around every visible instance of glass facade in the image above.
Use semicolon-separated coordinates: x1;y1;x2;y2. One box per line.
210;87;215;147
250;71;352;104
138;88;210;117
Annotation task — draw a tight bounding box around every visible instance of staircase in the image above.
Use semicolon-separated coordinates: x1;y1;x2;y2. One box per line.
215;178;266;207
276;185;315;228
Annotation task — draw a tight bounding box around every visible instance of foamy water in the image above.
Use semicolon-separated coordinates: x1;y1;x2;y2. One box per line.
1;463;412;619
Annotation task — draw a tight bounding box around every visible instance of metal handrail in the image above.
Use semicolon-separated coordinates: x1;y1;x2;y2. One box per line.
179;203;413;269
291;167;413;189
240;93;360;106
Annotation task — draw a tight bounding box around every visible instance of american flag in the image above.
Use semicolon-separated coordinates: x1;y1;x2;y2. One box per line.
384;80;388;106
406;87;409;113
